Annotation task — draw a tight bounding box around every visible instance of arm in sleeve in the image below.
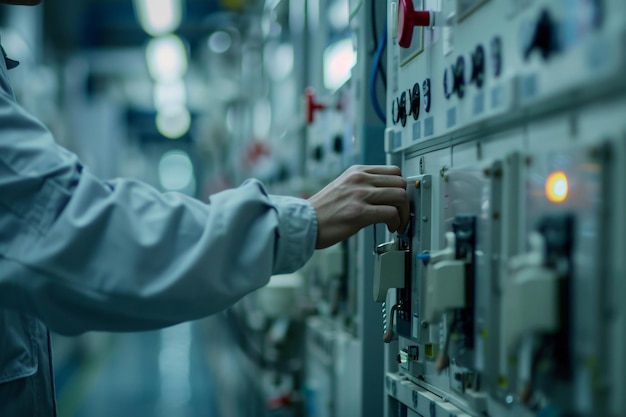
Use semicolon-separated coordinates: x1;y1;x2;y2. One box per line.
0;89;318;335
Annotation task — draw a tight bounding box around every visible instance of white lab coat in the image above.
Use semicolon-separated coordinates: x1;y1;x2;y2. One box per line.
0;41;317;416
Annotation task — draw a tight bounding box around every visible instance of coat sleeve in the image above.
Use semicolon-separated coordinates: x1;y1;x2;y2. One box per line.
0;85;317;336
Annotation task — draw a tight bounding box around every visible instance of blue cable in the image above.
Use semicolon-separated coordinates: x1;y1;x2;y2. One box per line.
369;24;387;124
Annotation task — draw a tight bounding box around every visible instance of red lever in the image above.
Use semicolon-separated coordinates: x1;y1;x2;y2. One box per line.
305;87;327;124
398;0;433;48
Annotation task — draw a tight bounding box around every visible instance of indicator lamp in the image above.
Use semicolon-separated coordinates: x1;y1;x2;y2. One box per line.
545;171;569;203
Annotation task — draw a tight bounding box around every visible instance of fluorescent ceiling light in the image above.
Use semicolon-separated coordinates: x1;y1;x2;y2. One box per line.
323;38;356;90
134;0;182;36
153;80;187;111
156;104;191;139
146;35;188;82
158;150;195;191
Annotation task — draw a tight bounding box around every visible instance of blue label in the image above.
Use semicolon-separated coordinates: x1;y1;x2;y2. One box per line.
520;73;538;102
586;35;611;73
446;107;457;128
412;121;421;141
394;131;402;149
491;85;503;110
424;117;434;137
473;91;485;116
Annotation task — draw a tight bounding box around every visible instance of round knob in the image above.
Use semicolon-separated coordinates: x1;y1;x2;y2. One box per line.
392;97;400;124
471;45;485;89
524;9;559;61
398;0;433;48
453;56;466;99
398;91;408;127
423;78;431;113
443;66;454;100
410;83;420;121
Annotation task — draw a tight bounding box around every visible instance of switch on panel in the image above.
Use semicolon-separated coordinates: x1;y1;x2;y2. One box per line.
422;233;467;323
499;215;575;404
501;232;561;355
501;216;573;357
373;238;408;303
420;216;476;323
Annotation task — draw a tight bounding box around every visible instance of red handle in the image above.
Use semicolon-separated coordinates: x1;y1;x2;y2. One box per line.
398;0;432;48
305;87;327;124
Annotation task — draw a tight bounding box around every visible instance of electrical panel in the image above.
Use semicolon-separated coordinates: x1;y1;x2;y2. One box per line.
380;1;626;416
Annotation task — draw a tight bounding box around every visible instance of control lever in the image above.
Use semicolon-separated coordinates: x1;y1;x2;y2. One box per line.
373;236;408;303
421;232;469;323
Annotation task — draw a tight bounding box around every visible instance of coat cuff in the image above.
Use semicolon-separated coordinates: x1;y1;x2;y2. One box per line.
270;195;318;274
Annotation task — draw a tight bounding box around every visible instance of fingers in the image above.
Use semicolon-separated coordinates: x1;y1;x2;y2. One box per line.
361;165;403;176
347;165;406;189
364;205;401;232
362;188;410;233
351;165;410;233
367;173;407;189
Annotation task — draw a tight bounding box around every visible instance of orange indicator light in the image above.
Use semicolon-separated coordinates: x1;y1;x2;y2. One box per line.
545;171;569;203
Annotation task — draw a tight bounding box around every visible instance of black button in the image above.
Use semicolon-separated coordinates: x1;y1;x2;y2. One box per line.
399;91;407;127
313;145;324;161
392;98;400;124
332;135;343;154
471;45;485;89
443;67;454;100
410;83;421;121
524;9;559;61
454;56;466;99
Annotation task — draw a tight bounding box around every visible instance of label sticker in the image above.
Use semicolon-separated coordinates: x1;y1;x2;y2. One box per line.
491;84;504;110
520;73;538;102
447;107;457;128
424;117;434;137
413;121;422;141
473;91;485;116
394;131;402;149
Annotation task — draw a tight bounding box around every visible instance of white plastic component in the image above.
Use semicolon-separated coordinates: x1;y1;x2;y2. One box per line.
256;273;303;318
423;232;467;322
501;232;560;356
373;240;406;302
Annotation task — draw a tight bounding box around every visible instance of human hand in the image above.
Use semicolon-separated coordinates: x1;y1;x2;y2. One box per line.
308;165;410;249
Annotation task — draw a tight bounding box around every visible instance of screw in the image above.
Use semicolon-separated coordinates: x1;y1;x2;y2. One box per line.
419;157;425;174
415;180;421;189
483;168;491;177
422;216;429;222
505;394;514;405
421;320;428;328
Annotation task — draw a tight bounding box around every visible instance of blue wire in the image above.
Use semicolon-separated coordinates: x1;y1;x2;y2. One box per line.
369;25;387;124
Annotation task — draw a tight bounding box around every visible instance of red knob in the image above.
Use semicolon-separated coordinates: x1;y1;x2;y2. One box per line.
305;87;327;124
398;0;432;48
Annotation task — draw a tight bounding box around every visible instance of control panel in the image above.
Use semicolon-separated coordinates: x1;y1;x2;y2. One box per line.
380;1;625;417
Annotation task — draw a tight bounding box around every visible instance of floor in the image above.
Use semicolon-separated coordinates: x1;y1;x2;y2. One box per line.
54;322;220;417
